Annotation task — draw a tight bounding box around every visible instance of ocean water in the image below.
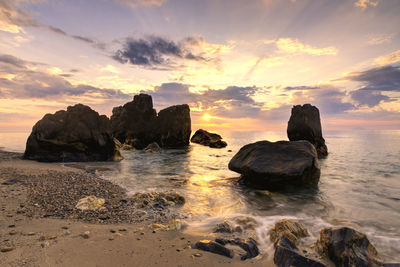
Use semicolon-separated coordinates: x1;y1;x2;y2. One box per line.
1;130;400;262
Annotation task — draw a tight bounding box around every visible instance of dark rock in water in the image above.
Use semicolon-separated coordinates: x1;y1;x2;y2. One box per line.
193;240;234;258
110;94;191;148
274;237;327;267
144;142;161;153
228;140;320;190
110;94;158;146
215;238;260;260
213;221;234;233
317;227;382;267
125;138;144;149
287;104;328;158
270;219;309;246
191;129;227;148
24;104;120;162
157;104;191;148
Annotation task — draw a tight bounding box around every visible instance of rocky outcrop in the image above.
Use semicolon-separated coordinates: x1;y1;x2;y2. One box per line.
24;104;120;162
317;227;382;267
110;94;191;148
287;104;328;158
228;140;320;190
190;129;227;148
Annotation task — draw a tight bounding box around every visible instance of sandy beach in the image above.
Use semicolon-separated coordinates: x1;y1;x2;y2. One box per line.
0;153;274;267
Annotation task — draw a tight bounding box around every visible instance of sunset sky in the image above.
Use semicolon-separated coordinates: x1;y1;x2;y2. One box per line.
1;0;399;132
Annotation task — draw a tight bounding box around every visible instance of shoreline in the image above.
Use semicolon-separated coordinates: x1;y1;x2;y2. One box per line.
0;153;274;266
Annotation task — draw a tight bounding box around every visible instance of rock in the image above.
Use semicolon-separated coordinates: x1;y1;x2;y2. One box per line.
157;104;191;148
228;140;320;190
193;240;234;258
1;247;14;252
144;142;161;153
270;219;309;246
287;104;328;158
81;231;90;239
148;219;186;231
75;196;105;211
214;221;234;233
130;191;185;209
190;129;227;148
40;241;50;248
110;94;191;148
215;238;260;260
274;237;327;267
317;227;382;267
24;104;120;162
235;216;258;230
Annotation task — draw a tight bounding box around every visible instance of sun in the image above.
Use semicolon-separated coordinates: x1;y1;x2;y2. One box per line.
202;113;211;121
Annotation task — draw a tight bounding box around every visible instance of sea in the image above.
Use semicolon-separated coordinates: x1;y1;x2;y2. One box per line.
1;130;399;262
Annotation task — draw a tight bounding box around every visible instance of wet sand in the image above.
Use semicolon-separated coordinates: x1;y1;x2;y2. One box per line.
0;156;274;266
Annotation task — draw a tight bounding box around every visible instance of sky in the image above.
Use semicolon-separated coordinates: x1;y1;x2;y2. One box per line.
0;0;399;133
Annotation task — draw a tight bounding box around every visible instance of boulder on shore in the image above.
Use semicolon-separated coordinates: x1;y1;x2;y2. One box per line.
228;140;320;190
110;94;191;148
287;104;328;158
24;104;119;162
190;129;227;148
317;227;382;267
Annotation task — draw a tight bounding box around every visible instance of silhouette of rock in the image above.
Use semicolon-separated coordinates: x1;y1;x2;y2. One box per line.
228;140;320;190
287;104;328;158
24;104;119;162
191;129;227;148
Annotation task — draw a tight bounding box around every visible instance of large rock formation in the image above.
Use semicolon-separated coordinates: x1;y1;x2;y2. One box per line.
24;104;119;162
190;129;227;148
110;94;191;148
287;104;328;158
228;140;320;190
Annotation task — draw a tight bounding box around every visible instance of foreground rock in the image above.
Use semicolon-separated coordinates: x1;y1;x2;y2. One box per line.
287;104;328;158
215;238;260;260
130;191;185;209
110;94;191;148
190;129;227;148
228;140;320;190
270;219;309;246
24;104;120;162
194;240;234;258
317;227;382;267
75;196;105;211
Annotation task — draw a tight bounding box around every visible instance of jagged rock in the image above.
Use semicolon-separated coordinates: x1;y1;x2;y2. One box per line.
215;238;260;260
270;219;309;246
75;196;105;211
157;104;191;148
191;129;227;148
144;142;161;153
24;104;119;162
287;104;328;158
235;216;258;230
110;94;191;148
317;227;382;267
193;240;234;258
213;221;234;233
228;140;320;190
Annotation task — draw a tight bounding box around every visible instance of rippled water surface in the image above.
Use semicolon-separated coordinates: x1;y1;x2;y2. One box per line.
2;130;400;262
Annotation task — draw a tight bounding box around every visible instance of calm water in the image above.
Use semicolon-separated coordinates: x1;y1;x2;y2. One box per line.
1;130;400;262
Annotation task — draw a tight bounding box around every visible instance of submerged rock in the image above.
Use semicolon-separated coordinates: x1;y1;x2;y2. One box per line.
144;142;161;153
270;219;309;246
130;191;185;209
190;129;227;148
287;104;328;158
24;104;119;162
75;196;105;211
317;227;382;267
193;240;234;258
110;94;191;148
228;140;320;190
215;238;260;260
213;221;234;233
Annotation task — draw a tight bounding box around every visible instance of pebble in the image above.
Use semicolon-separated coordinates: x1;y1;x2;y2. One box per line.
61;226;69;230
25;232;36;236
1;247;14;253
64;231;71;236
193;253;202;257
119;229;127;232
40;241;50;248
8;224;15;228
9;230;17;235
110;229;116;233
81;231;90;239
140;232;144;235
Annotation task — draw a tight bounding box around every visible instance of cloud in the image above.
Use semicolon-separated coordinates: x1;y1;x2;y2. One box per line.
354;0;378;10
375;49;400;65
350;89;392;107
115;0;166;8
0;54;131;101
113;36;218;69
345;65;400;92
276;38;338;56
367;33;394;45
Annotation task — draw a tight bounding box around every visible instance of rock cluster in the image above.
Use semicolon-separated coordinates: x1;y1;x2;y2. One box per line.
228;140;320;190
191;129;227;148
24;104;120;162
193;238;259;260
287;104;328;157
110;94;191;149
